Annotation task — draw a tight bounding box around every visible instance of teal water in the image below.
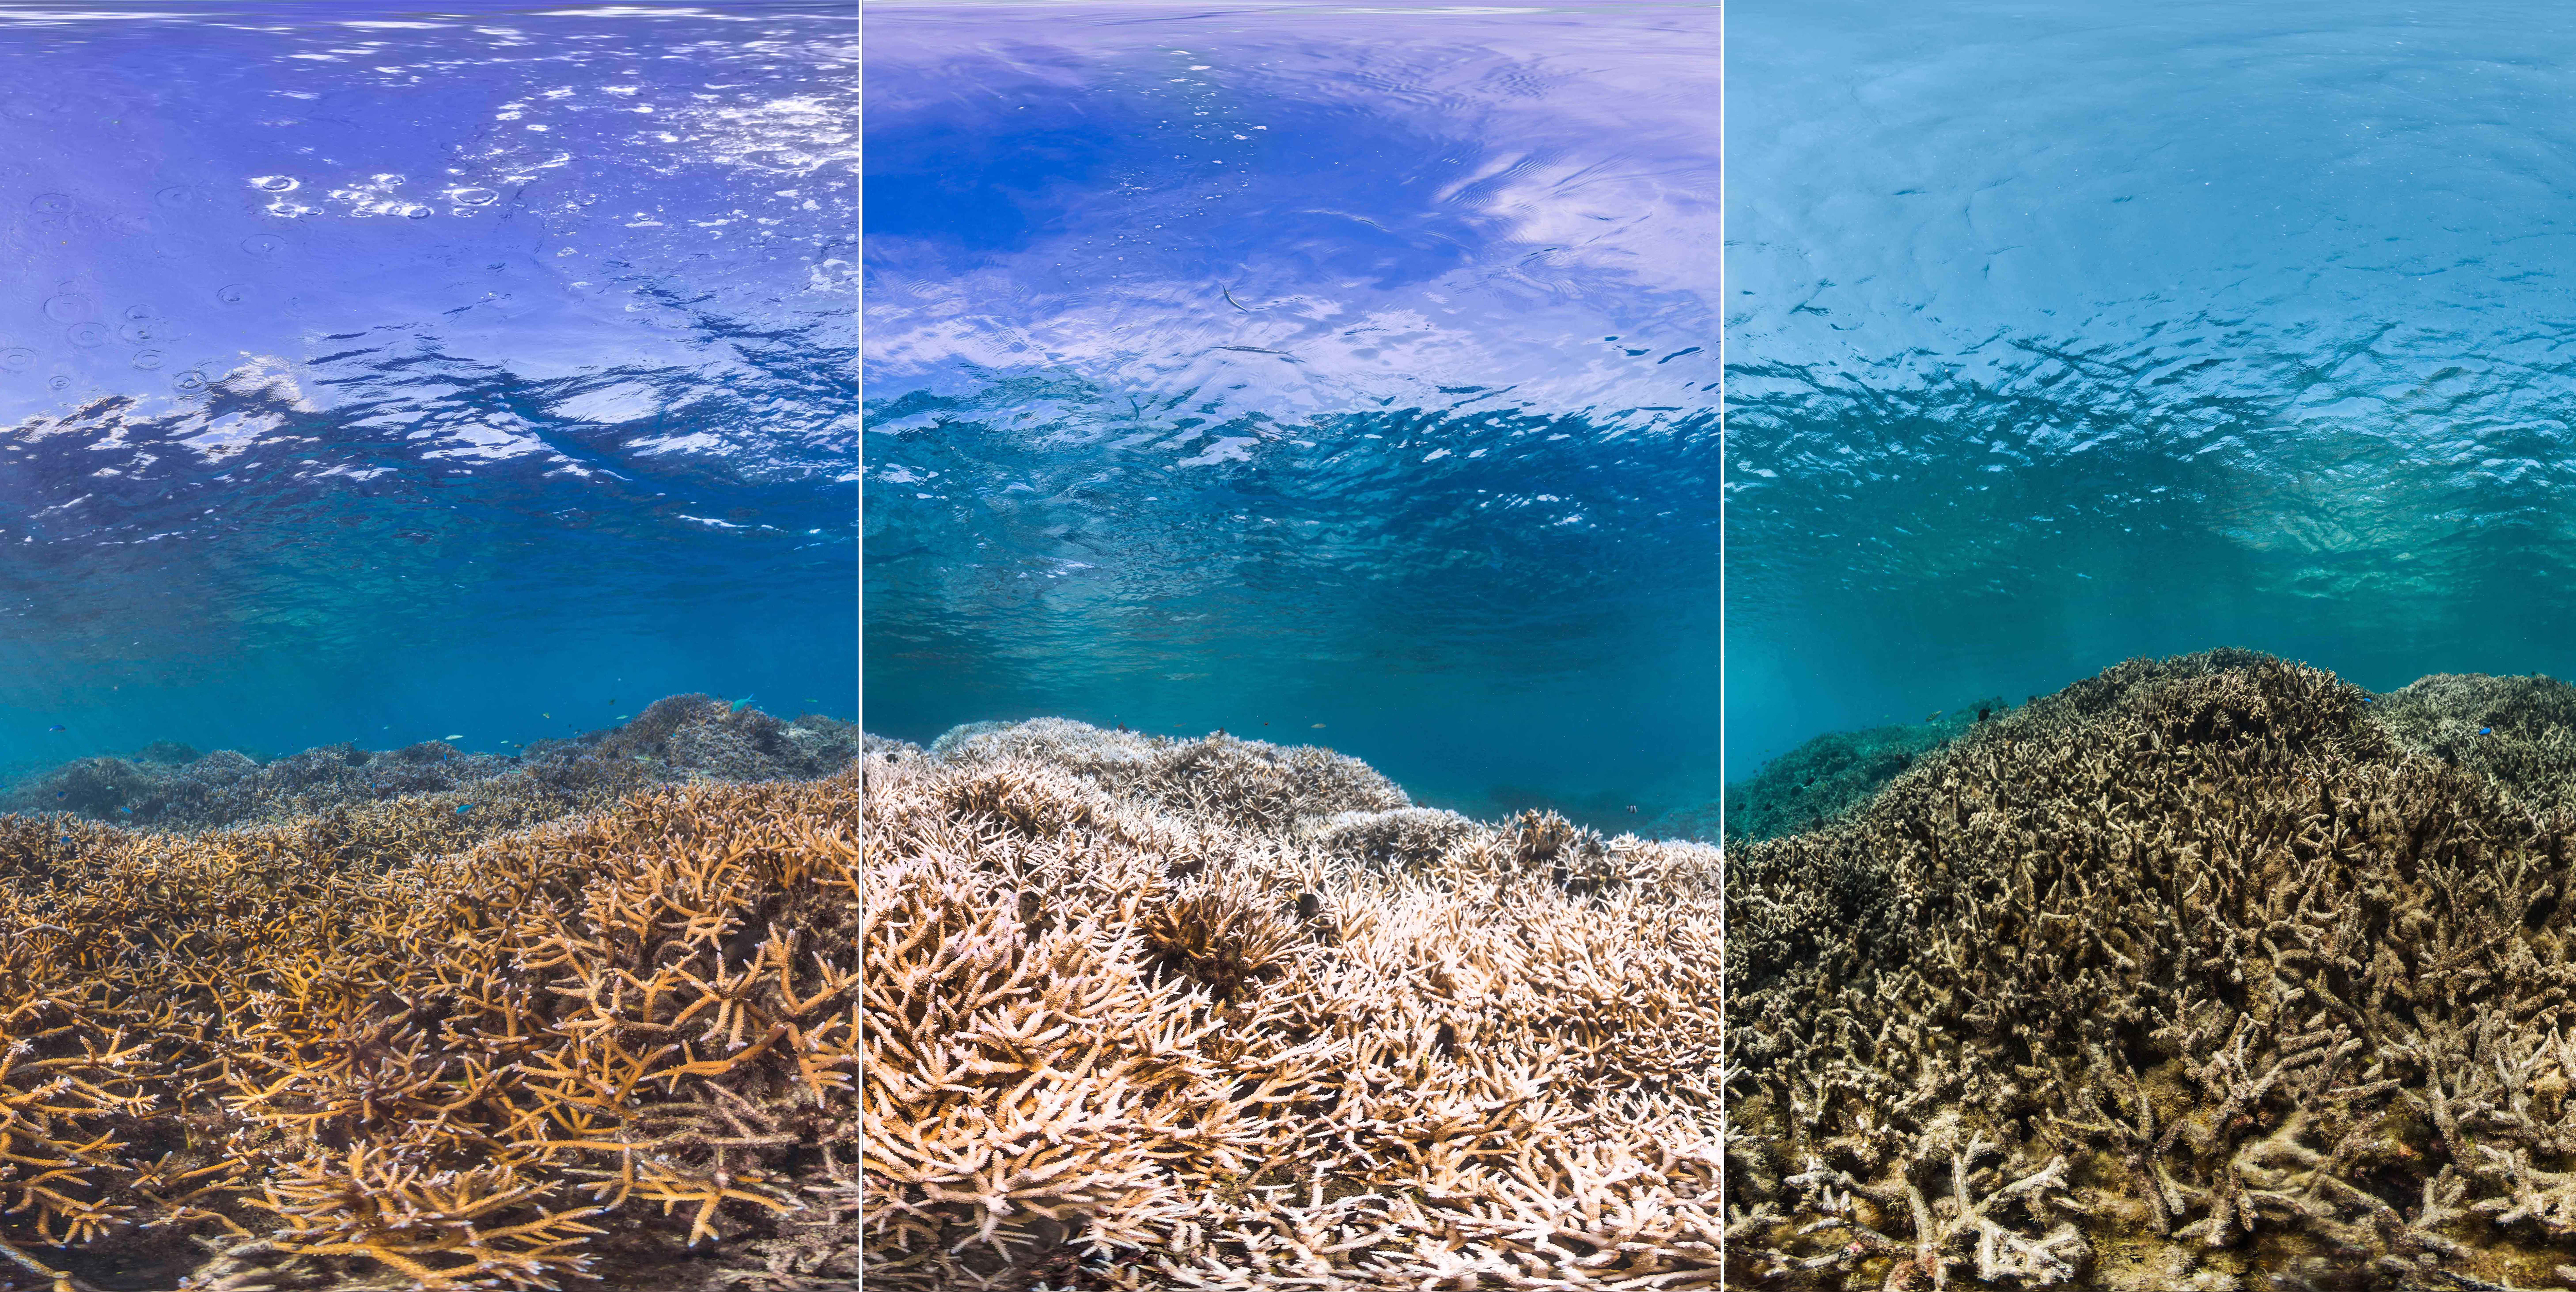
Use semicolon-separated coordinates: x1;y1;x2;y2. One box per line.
1727;1;2576;775
862;4;1720;828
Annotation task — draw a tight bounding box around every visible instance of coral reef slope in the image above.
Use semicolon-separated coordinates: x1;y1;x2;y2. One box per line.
1728;649;2576;1290
861;722;1725;1289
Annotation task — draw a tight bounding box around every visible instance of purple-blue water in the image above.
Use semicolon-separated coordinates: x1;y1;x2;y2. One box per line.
0;2;855;770
861;3;1720;826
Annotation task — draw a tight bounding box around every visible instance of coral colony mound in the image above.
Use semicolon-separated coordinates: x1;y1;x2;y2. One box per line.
1725;649;2576;1290
0;697;858;1291
859;719;1726;1288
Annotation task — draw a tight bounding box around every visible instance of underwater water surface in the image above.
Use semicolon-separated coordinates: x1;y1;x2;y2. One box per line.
1727;0;2576;774
862;2;1720;826
0;1;856;772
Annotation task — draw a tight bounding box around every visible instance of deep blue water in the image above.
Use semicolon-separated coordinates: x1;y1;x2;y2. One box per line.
0;2;855;772
1728;1;2576;773
861;3;1720;825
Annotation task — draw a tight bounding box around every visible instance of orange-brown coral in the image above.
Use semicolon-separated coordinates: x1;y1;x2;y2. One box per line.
0;769;858;1290
861;722;1725;1289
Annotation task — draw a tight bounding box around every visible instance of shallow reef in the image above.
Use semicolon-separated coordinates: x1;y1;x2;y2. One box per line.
0;732;857;1289
1728;648;2576;1290
861;719;1725;1288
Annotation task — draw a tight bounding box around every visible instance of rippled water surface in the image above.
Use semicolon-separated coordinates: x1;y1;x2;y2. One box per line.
0;2;855;769
1729;1;2576;770
863;2;1719;824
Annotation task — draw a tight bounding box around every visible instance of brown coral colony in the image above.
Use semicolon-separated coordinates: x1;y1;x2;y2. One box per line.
1731;650;2576;1290
0;697;858;1290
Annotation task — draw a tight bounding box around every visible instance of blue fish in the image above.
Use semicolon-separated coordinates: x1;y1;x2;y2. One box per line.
455;804;474;814
44;724;63;732
2480;726;2494;736
53;792;64;800
731;693;755;712
56;836;71;846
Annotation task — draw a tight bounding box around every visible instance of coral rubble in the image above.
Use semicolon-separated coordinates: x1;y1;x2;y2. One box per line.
0;745;857;1288
861;720;1726;1288
1728;649;2576;1290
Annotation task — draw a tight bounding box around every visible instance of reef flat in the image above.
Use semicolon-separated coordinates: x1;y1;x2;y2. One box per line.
0;697;858;1291
860;719;1725;1289
1729;649;2576;1290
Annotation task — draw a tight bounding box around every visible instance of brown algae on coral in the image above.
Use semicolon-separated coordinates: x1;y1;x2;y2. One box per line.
0;699;858;1290
1728;649;2576;1290
860;718;1725;1287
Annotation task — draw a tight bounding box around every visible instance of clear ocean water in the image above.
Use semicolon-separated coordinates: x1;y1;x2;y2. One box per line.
1728;1;2576;774
0;2;855;775
861;2;1720;829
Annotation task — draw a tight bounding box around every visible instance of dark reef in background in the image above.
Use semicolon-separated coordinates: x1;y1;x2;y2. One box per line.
1;696;862;835
1728;649;2576;1289
1709;699;2011;843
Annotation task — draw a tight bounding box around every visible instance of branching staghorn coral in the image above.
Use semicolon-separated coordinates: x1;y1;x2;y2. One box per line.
1728;649;2576;1290
0;766;858;1291
861;721;1726;1289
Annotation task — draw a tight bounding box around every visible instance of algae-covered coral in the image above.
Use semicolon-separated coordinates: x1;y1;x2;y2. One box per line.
1727;649;2576;1290
860;719;1725;1288
1711;701;2011;844
0;702;858;1291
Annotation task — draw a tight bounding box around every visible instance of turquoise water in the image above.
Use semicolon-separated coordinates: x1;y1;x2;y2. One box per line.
1727;1;2576;774
862;4;1720;827
0;4;855;774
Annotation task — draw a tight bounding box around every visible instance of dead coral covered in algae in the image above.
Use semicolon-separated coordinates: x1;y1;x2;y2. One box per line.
0;769;858;1289
1728;649;2576;1290
861;720;1726;1289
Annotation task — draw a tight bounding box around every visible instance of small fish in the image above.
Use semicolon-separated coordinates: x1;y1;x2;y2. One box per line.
56;836;72;846
1311;723;1326;728
541;712;550;719
1627;805;1639;813
616;715;630;721
1926;711;1942;722
443;734;463;741
118;807;131;814
2480;726;2494;736
731;694;754;712
53;791;65;800
455;804;473;813
45;724;63;733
